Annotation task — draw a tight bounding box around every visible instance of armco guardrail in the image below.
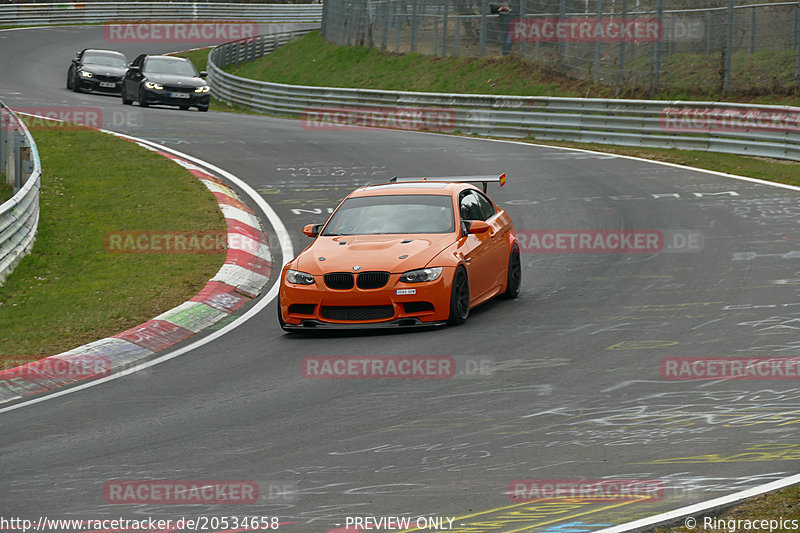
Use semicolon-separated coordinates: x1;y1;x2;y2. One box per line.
208;32;800;163
0;2;322;26
0;103;41;286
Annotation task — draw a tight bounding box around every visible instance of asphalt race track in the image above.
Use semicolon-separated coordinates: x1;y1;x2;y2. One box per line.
1;24;799;533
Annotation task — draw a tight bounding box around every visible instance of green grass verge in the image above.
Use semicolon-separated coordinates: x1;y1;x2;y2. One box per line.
176;38;800;188
0;124;226;359
215;31;800;105
655;484;800;533
513;140;800;188
0;177;12;203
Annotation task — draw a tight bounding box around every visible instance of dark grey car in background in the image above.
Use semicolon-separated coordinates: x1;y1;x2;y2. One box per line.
67;49;128;95
121;54;210;112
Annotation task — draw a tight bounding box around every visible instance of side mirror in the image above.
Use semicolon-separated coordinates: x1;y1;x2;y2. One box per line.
199;70;207;78
467;220;491;234
302;224;321;237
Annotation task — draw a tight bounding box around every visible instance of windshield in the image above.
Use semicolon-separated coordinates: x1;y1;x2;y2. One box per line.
83;52;126;68
322;194;455;235
143;58;198;77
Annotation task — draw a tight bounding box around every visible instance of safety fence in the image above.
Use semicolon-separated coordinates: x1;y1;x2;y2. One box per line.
0;103;41;286
207;31;800;162
0;2;323;26
321;0;800;95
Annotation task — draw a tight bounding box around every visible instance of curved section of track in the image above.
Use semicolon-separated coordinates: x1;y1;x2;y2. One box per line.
1;25;799;533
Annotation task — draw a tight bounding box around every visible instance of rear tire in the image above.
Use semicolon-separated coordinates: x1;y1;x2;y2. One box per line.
447;267;470;325
501;247;521;299
179;105;189;111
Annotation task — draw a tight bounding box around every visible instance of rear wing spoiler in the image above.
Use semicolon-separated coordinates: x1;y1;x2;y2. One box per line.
388;173;506;193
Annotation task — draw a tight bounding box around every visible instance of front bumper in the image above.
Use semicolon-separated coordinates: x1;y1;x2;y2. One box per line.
77;77;122;94
279;268;455;328
141;88;210;108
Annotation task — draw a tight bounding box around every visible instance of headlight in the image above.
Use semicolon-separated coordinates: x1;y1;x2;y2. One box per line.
286;269;314;285
144;81;163;90
80;71;93;78
195;86;210;93
400;267;443;283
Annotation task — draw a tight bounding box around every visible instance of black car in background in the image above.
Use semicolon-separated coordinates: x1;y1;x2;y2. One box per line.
67;49;128;94
122;55;210;112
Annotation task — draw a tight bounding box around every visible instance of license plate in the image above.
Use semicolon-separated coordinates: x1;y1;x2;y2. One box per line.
396;289;416;295
170;92;190;99
99;82;116;88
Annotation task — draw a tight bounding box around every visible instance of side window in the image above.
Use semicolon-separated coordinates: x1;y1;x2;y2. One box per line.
474;191;496;220
133;55;145;68
459;191;484;221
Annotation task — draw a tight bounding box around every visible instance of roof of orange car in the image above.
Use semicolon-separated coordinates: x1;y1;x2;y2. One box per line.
350;181;476;197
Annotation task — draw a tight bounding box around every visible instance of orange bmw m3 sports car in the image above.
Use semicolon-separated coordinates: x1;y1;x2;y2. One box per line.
277;175;520;331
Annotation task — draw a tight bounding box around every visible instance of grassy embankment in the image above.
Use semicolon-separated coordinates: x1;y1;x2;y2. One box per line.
176;31;800;188
0;123;225;359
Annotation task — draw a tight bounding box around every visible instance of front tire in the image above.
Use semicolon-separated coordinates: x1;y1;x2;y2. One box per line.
198;105;209;112
277;294;292;333
501;247;521;299
138;88;149;107
70;71;80;93
121;86;132;105
447;267;470;325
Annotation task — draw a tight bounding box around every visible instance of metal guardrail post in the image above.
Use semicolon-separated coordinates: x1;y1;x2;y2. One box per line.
411;0;419;53
616;0;628;92
723;0;734;93
593;0;604;83
454;13;460;54
0;107;7;175
706;10;714;55
442;0;448;56
381;0;389;51
518;0;525;58
651;0;664;91
795;2;800;86
480;0;487;56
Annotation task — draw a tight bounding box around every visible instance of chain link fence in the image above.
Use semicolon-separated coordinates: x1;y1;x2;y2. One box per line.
322;0;800;95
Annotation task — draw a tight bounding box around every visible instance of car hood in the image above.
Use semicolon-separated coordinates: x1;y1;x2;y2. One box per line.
83;65;127;77
296;234;454;274
144;73;206;87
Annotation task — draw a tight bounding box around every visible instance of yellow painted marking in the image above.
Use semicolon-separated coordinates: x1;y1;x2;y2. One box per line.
606;340;679;350
639;443;800;464
400;497;652;533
